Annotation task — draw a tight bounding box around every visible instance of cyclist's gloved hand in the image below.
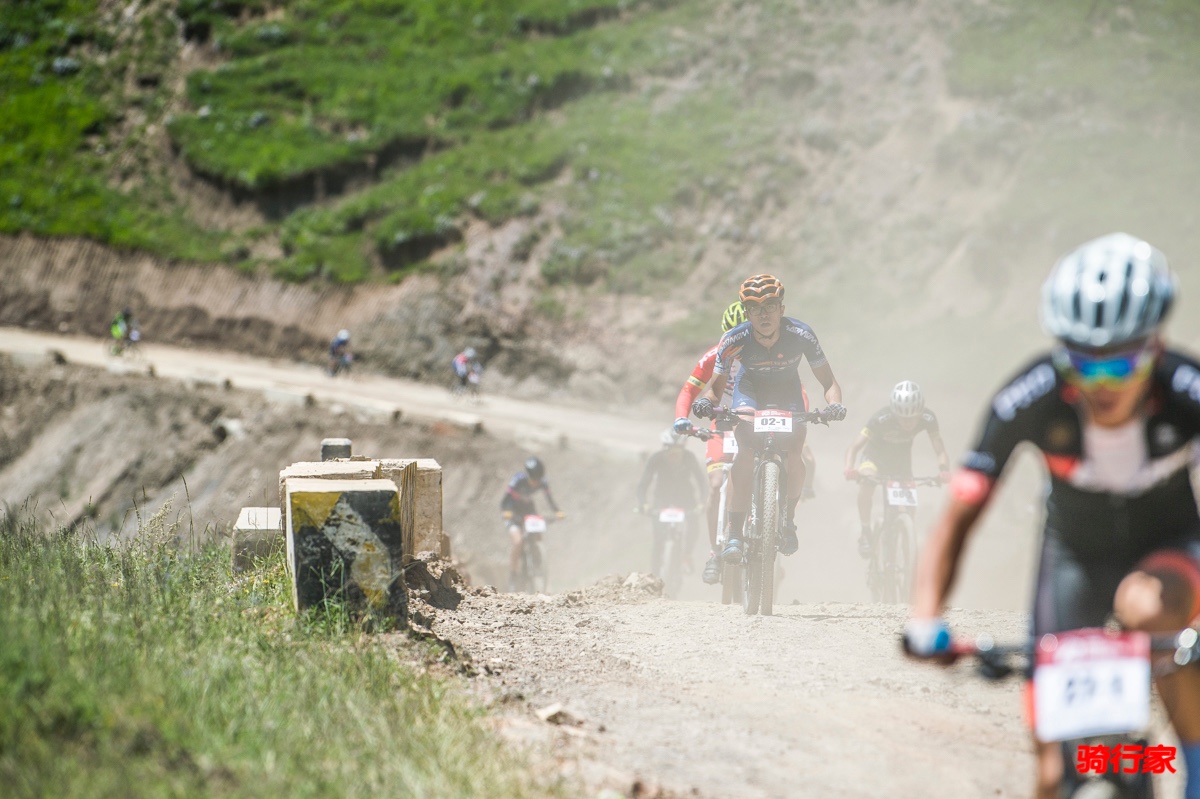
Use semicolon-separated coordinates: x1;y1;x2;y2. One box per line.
673;417;694;435
903;617;952;658
823;403;847;422
555;510;567;521
843;467;858;482
691;397;714;419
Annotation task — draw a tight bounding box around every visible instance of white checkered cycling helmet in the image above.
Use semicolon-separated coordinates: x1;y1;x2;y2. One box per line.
1041;233;1176;348
890;381;924;418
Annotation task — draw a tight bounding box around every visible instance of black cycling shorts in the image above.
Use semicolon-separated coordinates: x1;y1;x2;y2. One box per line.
1032;530;1200;637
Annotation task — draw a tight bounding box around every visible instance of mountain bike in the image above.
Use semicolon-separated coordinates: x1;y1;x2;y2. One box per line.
514;513;553;594
649;505;689;599
858;475;942;603
328;352;353;377
711;405;842;616
930;626;1200;798
688;426;743;605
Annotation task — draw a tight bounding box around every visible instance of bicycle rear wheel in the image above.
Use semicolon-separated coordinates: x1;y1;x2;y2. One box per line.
892;514;914;605
526;539;547;593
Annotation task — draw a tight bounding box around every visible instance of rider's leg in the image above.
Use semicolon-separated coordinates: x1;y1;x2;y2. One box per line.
706;468;723;551
721;444;752;560
1033;740;1063;799
778;428;808;556
507;525;523;590
801;445;816;499
1114;550;1200;747
856;461;878;558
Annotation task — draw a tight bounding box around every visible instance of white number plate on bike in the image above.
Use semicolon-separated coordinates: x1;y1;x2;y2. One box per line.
658;508;686;524
753;410;793;432
1033;628;1151;742
885;483;918;507
722;432;739;454
523;515;547;534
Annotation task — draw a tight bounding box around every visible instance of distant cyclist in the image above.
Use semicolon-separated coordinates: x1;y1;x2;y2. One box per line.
109;307;139;354
843;381;950;558
328;329;352;376
452;347;483;395
906;233;1200;799
501;456;564;592
674;301;817;584
636;428;708;578
692;274;846;562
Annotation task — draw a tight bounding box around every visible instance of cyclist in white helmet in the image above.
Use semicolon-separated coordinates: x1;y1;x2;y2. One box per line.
907;233;1200;799
328;329;352;376
844;381;951;558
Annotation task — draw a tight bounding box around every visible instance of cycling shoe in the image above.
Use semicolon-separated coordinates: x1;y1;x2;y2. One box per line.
857;533;872;560
778;523;799;556
702;554;721;584
721;538;744;563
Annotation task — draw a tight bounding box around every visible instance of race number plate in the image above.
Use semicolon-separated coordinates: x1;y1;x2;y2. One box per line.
1033;629;1151;742
523;515;548;534
658;508;686;524
885;483;918;507
753;410;793;433
722;431;739;455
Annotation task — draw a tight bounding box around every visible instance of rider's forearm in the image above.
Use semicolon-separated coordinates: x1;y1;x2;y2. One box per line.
844;438;866;470
911;498;983;617
823;379;843;405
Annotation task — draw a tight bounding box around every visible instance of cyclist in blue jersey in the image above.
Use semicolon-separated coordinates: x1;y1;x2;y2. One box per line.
691;274;846;561
501;456;565;592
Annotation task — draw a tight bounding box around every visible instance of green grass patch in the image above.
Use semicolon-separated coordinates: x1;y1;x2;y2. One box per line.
0;503;553;799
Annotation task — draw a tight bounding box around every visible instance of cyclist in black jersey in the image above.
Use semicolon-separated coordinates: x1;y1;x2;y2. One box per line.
844;381;951;558
501;456;565;591
906;233;1200;799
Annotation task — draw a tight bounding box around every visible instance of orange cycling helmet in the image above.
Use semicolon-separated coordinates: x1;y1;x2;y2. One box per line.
739;274;785;305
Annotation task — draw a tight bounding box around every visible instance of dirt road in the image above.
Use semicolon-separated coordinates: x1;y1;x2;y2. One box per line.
423;585;1186;799
0;326;662;458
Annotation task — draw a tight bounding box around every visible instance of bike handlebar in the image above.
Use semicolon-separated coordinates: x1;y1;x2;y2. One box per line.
705;406;842;426
920;628;1200;681
857;475;945;487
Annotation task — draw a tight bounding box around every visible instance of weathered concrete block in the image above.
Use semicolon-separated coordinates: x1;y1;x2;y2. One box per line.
231;506;283;572
321;438;352;461
284;477;406;621
278;460;379;518
375;458;445;557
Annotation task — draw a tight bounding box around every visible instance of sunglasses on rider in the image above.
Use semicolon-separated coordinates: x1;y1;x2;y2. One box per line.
1056;341;1156;388
745;302;782;318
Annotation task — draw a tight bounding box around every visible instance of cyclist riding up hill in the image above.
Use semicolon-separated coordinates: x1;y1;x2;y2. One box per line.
692;274;847;561
905;233;1200;799
637;428;708;577
844;381;951;559
675;301;820;584
501;456;565;592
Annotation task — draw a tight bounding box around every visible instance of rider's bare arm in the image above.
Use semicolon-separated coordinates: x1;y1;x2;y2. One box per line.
910;487;989;618
811;362;842;404
701;372;728;406
928;429;951;472
844;430;869;472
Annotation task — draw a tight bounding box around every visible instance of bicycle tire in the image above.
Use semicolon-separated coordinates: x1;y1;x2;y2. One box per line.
661;532;680;599
892;514;914;605
743;551;762;615
528;539;547;594
758;461;780;616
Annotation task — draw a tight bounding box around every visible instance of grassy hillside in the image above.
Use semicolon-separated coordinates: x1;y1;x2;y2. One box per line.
0;505;553;799
2;0;783;286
